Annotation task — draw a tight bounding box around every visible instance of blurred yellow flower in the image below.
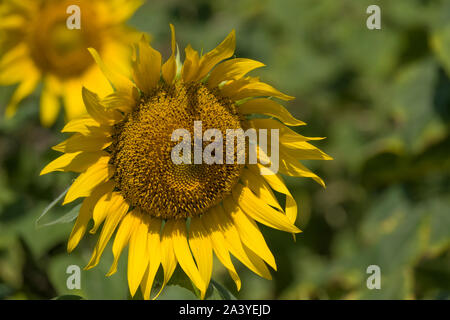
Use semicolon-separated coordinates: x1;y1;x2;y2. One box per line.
0;0;143;126
41;25;332;299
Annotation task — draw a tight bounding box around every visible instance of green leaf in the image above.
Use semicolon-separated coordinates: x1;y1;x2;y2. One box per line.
153;266;236;300
36;204;80;229
166;266;200;298
205;280;237;300
391;59;441;153
425;196;450;254
432;24;450;77
35;187;81;228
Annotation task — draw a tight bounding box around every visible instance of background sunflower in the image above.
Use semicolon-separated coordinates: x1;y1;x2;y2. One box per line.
0;0;143;126
0;0;449;300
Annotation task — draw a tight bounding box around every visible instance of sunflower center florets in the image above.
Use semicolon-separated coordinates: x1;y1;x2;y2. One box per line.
110;82;244;219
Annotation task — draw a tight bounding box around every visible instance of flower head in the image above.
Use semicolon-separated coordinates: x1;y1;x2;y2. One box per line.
0;0;143;125
41;25;332;299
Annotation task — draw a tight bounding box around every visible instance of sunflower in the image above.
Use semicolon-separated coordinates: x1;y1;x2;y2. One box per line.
0;0;142;126
41;25;332;299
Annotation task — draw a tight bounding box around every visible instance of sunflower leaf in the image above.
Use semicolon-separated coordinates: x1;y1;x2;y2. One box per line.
205;280;237;300
165;266;200;298
35;187;80;228
36;204;81;229
157;266;235;300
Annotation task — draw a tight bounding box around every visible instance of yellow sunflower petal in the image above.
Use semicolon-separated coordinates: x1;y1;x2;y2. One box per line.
99;0;143;24
82;87;123;125
208;58;264;88
40;151;107;175
132;35;162;95
63;156;114;205
100;36;137;81
181;44;200;82
162;24;177;84
195;30;236;81
281;135;327;147
0;58;34;85
102;91;137;114
0;14;26;29
223;197;276;270
62;80;86;121
141;217;162;300
88;48;135;95
248;163;298;226
0;45;35;85
282;141;333;160
209;205;272;279
221;76;294;101
107;210;140;277
156;220;177;298
85;192;129;269
249;119;331;161
243;245;272;280
232;183;301;233
52;132;112;153
171;219;206;295
240;168;282;211
140;267;152;300
61;116;101;135
250;119;329;166
67;180;115;252
200;211;241;291
240;98;304;126
249;118;325;143
5;69;40;118
90;188;115;234
128;211;150;297
279;150;325;187
188;217;213;299
40;77;61;127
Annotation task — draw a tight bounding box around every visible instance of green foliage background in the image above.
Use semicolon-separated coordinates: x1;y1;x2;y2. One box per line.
0;0;449;299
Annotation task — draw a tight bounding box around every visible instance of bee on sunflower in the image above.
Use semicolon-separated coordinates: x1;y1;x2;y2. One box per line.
0;0;143;126
41;25;332;299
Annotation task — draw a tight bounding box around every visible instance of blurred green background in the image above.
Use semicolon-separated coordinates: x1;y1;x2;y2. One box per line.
0;0;449;300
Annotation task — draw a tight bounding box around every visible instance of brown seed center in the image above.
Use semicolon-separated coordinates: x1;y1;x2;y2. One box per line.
110;82;244;219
